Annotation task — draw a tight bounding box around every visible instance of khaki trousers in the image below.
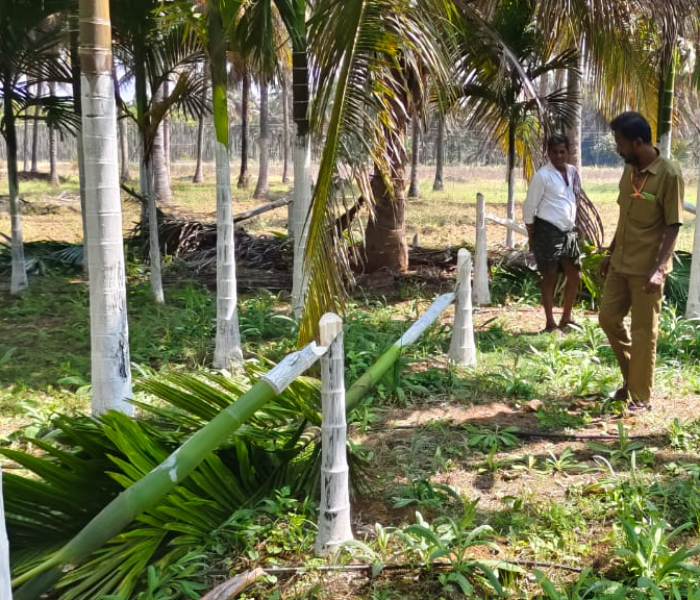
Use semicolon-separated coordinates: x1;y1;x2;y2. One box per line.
598;267;664;403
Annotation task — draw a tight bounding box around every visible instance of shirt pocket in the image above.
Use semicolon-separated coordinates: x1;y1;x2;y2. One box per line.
627;194;660;225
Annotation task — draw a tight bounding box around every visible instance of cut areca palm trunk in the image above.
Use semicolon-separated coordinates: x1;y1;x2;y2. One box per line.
78;0;134;416
345;292;455;412
208;0;243;369
12;339;335;600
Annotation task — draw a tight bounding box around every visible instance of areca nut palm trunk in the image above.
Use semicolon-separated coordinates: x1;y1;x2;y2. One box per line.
30;81;42;173
506;119;516;249
192;60;208;184
70;13;89;276
432;114;444;191
686;158;700;319
209;0;243;369
78;0;134;416
253;78;270;199
407;112;421;198
281;73;291;184
3;69;28;294
0;463;10;600
290;0;312;318
657;52;676;160
152;87;173;203
119;117;130;183
134;44;165;304
49;81;60;186
237;64;251;188
565;47;583;172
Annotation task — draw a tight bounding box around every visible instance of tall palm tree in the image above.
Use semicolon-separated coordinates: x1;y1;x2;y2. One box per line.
407;112;421;199
208;0;245;369
112;0;206;303
0;0;73;294
78;0;133;415
237;62;251;188
298;0;456;341
453;0;580;248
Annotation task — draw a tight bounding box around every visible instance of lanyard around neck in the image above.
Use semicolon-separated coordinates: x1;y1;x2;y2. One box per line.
630;170;650;198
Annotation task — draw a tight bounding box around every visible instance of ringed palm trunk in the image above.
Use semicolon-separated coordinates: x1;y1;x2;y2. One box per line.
237;65;251;189
290;9;313;318
192;59;208;184
0;464;10;600
253;79;270;199
135;47;165;303
506;119;516;249
152;85;173;203
70;13;89;276
365;157;409;273
432;114;444;191
49;82;59;187
78;0;133;415
119;117;130;183
281;74;291;184
31;81;42;174
209;0;243;369
657;53;676;160
3;68;28;294
407;112;420;199
565;49;583;172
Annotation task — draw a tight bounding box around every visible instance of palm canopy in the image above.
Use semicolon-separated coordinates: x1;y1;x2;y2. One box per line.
297;0;458;342
110;0;208;155
0;1;78;139
453;0;580;180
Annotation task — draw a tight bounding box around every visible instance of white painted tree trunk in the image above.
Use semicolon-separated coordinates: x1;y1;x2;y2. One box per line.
473;193;490;305
686;163;700;319
486;214;528;236
0;463;11;600
449;249;477;366
212;139;243;370
659;131;672;160
80;0;134;416
291;132;312;318
316;313;353;555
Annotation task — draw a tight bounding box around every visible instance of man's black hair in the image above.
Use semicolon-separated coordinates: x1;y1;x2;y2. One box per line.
610;112;652;144
547;134;569;150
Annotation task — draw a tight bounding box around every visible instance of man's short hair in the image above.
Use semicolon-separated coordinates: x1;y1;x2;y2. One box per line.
610;112;652;144
547;134;569;151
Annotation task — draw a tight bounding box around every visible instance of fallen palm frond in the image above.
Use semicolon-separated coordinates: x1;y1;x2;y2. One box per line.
0;240;84;275
4;368;332;600
576;189;605;250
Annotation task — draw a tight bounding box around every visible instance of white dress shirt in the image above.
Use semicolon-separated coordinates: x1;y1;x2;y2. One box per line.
522;162;579;232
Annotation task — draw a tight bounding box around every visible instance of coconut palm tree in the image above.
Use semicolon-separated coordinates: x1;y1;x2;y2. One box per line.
298;0;457;341
253;78;270;198
0;0;75;294
77;0;133;416
452;0;580;248
433;112;445;191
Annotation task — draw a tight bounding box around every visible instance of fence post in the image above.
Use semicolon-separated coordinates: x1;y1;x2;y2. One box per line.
1;463;11;600
315;313;353;555
474;192;491;305
449;249;477;366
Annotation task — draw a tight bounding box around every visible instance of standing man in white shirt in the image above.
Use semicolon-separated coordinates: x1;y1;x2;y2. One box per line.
522;135;582;332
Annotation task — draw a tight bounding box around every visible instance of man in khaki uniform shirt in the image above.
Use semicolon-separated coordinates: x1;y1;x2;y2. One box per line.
599;112;684;411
